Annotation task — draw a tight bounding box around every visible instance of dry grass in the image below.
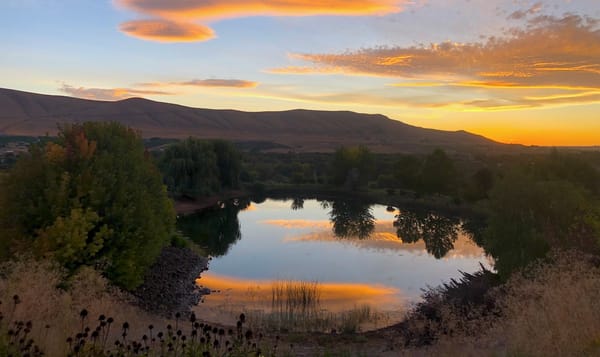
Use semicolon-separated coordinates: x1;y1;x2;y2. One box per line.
248;280;386;334
404;250;600;356
0;256;171;356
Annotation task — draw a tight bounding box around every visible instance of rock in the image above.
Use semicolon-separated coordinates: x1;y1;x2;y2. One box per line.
133;246;209;317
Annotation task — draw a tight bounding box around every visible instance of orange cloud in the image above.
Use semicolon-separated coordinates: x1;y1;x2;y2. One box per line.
119;19;215;42
59;83;173;101
116;0;404;42
117;0;402;20
272;14;600;110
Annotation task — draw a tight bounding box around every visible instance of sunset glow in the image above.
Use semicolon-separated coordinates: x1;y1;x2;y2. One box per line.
2;0;599;145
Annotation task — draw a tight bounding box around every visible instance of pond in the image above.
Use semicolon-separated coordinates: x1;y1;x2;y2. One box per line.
179;197;492;331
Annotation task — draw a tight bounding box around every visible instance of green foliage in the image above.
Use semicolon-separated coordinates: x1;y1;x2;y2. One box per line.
464;167;495;201
212;139;242;189
390;149;462;197
160;138;241;198
418;148;458;195
484;152;600;278
0;122;176;289
331;146;374;190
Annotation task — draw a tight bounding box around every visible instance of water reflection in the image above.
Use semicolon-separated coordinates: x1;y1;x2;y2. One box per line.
186;198;491;330
290;197;304;210
197;272;401;312
322;199;375;239
394;210;461;259
178;198;250;257
194;271;405;330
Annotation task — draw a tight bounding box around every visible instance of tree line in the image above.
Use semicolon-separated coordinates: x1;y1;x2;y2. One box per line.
1;121;599;291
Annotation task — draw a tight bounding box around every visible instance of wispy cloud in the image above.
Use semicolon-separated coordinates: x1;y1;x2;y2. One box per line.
139;78;259;88
61;77;258;101
59;83;174;101
115;0;405;42
269;13;600;110
179;79;258;88
119;19;215;42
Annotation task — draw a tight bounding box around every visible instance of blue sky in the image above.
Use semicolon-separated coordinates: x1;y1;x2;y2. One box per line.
2;0;600;145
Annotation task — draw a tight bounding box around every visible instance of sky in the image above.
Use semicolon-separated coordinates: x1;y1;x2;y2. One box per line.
1;0;599;146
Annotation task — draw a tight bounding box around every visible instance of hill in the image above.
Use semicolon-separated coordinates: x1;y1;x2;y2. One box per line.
0;87;507;153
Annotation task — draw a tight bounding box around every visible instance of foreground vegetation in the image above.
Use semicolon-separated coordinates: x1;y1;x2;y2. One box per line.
3;251;600;356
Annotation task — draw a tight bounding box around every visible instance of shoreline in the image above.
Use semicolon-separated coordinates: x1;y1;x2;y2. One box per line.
173;190;247;215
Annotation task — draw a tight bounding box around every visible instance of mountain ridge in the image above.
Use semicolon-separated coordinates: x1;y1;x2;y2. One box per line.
0;87;506;153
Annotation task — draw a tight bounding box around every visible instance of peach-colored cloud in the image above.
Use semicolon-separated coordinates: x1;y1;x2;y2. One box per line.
270;14;600;110
59;83;173;101
116;0;405;42
261;219;332;229
119;19;215;42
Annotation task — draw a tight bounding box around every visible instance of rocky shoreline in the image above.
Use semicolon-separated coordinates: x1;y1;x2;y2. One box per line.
133;246;210;317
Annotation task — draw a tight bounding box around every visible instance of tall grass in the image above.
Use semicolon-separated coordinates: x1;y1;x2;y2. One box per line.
247;280;385;333
271;280;321;322
0;256;170;356
401;250;600;356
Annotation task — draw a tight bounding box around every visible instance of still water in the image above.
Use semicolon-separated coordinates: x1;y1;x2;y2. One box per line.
179;197;491;329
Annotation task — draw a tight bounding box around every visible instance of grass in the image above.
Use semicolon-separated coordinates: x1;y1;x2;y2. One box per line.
398;250;600;356
248;280;385;334
271;280;321;322
0;257;291;356
4;250;600;356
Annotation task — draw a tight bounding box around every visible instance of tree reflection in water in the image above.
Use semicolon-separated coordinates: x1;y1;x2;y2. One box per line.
322;199;375;239
394;210;461;259
290;197;305;211
180;197;469;260
177;198;250;257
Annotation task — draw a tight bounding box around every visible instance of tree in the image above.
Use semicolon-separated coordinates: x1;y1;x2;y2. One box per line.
331;146;374;190
418;148;458;195
393;154;421;190
160;138;219;198
484;166;600;279
211;140;241;189
160;138;242;198
0;122;176;289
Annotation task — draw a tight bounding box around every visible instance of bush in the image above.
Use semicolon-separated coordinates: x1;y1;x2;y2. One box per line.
0;122;176;289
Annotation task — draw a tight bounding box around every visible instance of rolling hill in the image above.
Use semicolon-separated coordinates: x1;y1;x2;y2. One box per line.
0;87;507;153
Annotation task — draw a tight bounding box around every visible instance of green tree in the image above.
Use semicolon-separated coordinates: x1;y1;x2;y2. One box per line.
331;146;374;190
418;148;458;195
211;139;241;189
160;138;242;198
484;167;600;279
393;154;421;190
0;122;175;289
